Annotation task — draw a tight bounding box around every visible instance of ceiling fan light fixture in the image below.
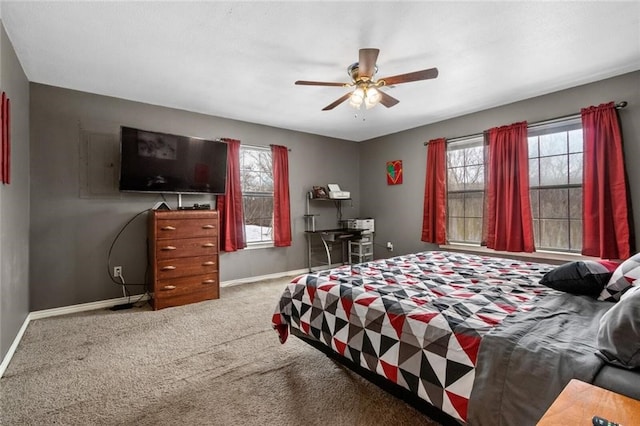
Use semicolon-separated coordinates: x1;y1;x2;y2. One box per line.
364;87;381;109
349;87;365;108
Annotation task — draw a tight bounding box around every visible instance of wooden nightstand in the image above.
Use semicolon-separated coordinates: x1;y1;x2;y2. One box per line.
537;379;640;425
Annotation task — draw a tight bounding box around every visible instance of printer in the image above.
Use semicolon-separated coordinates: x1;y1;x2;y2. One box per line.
327;183;350;199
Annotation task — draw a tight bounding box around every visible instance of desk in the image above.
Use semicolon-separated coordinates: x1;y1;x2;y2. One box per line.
537;379;640;426
305;228;365;272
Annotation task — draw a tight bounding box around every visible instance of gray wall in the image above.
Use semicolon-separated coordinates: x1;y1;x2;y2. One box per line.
0;22;30;362
361;71;640;260
29;84;360;311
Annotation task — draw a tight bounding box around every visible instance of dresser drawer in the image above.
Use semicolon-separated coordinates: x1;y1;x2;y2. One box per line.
156;237;218;259
155;218;218;240
156;255;218;279
153;274;219;310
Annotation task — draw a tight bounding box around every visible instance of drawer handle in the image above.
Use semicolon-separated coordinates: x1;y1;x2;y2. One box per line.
161;266;176;271
202;261;216;266
162;285;176;290
161;246;177;251
202;279;216;285
161;226;176;231
202;224;215;229
202;243;216;248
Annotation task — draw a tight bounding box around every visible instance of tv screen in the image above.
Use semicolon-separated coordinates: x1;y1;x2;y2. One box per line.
119;126;228;194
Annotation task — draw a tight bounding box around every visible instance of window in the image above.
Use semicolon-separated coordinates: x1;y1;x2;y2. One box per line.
446;136;485;244
445;119;583;253
240;145;273;244
528;119;583;252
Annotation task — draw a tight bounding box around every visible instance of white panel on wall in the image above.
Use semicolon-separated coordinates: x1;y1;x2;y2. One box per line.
79;130;120;198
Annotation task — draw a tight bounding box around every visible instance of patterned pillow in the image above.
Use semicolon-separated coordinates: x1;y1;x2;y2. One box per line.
539;260;618;298
598;252;640;302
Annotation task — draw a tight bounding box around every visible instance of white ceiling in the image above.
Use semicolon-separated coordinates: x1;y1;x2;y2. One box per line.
2;1;639;142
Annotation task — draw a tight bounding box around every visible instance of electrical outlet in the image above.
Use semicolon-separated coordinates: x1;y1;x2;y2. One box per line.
386;242;393;252
113;266;122;278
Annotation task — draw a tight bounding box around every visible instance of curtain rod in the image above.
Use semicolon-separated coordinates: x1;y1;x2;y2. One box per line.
423;101;628;146
240;143;291;151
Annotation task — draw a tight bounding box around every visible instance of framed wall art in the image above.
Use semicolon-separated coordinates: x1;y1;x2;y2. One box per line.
386;160;402;185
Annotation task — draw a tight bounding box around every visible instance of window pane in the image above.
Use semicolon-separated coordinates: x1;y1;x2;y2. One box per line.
262;172;274;192
465;145;484;166
448;193;464;217
569;188;582;219
448;167;465;191
243;171;261;192
539;133;568;156
529;158;539;186
568;129;583;153
568;153;582;185
448;217;464;242
464;165;484;190
465;218;482;243
532;219;540;247
465;192;483;218
570;219;582;251
539;188;568;219
528;136;538;158
447;149;465;168
539;219;570;250
539;155;568;185
530;189;539;219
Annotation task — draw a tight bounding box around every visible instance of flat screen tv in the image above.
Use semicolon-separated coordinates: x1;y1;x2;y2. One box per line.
119;126;228;194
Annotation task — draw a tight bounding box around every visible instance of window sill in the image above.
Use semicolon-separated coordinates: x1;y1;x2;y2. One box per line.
439;243;600;265
245;242;275;250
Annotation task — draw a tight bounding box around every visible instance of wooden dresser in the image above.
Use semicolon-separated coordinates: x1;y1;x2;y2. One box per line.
148;210;220;310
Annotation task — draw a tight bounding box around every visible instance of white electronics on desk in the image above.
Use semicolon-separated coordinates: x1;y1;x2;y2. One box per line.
327;183;350;199
346;218;375;233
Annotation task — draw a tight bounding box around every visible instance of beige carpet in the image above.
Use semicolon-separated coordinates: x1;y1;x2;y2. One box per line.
0;277;441;425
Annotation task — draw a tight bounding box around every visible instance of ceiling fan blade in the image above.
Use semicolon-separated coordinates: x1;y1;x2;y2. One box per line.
358;48;380;78
322;92;352;111
295;80;347;87
379;67;439;86
378;91;400;108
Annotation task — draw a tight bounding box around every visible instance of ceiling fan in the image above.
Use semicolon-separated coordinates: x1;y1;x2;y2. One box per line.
295;48;438;111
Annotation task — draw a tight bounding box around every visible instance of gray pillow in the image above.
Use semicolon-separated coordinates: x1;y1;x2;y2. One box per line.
597;285;640;369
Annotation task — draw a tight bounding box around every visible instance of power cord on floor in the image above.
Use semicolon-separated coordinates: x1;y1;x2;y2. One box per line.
107;208;152;310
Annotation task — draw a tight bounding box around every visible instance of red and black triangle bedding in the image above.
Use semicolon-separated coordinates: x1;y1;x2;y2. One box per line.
272;251;563;423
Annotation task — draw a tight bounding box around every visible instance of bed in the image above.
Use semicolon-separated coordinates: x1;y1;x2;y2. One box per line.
272;250;640;425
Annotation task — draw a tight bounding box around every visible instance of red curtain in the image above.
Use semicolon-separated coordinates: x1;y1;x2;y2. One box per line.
217;138;246;252
485;121;535;252
581;102;632;260
271;144;292;247
421;138;447;244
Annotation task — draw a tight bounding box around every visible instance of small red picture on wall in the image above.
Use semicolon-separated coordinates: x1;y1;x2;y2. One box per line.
386;160;403;185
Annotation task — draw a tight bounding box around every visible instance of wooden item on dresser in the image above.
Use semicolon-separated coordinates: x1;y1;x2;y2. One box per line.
148;210;220;310
537;379;640;425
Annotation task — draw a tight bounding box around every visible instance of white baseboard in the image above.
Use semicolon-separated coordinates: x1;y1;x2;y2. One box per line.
0;268;310;378
0;294;150;378
220;268;308;287
0;313;31;378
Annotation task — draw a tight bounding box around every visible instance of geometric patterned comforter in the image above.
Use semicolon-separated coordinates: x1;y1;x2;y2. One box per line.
272;251;557;423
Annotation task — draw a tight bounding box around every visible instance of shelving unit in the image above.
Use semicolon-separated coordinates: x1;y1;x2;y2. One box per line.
348;236;374;264
304;191;355;271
